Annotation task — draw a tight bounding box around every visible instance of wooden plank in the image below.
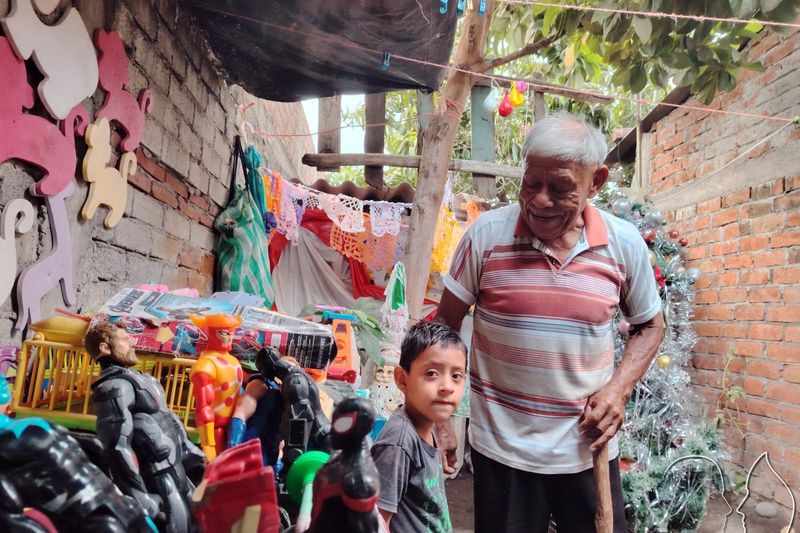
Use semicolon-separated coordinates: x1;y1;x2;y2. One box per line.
533;90;546;122
364;93;386;189
317;95;341;171
470;84;496;199
474;75;613;104
302;153;523;179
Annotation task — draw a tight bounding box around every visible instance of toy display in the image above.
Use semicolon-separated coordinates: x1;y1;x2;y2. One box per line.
91;288;337;368
255;347;332;480
0;377;154;533
307;397;383;533
364;345;404;420
193;439;281;533
228;370;283;467
285;450;330;532
86;322;205;533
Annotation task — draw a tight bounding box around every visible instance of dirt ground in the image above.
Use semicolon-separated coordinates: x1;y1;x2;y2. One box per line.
446;469;796;532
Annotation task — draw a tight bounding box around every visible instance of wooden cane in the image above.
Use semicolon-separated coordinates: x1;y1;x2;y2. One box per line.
593;444;613;533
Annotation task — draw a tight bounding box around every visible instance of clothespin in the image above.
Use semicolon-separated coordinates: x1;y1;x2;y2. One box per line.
381;52;391;71
478;0;487;15
236;103;255;145
439;0;448;14
457;0;466;16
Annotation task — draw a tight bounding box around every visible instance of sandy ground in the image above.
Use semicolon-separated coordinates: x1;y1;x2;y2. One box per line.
446;469;796;532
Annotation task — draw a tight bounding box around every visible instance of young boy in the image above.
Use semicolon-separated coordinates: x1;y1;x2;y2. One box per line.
371;322;467;533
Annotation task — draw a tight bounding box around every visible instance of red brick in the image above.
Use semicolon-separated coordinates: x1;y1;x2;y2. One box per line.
787;326;800;342
706;305;735;320
695;323;721;337
724;254;753;269
781;404;800;425
179;244;202;270
748;323;783;341
719;287;747;303
706;339;733;354
200;252;215;276
741;269;770;285
721;224;739;240
773;190;800;211
743;377;766;396
786;447;800;470
711;208;738;227
697;197;721;214
789;211;800;227
135;148;167;182
164;171;189;199
746;397;779;418
736;340;765;357
753;251;786;267
128;169;152;194
189;193;211;212
783;364;800;384
695;290;719;304
784;287;800;303
774;266;800;284
722;188;750;207
739;235;769;252
766;380;800;403
150;182;179;208
686;246;708;260
692;215;710;230
766;306;800;323
767;343;800;362
747;359;782;379
720;323;749;338
178;201;204;223
748;287;781;302
766;420;800;446
735;304;764;321
770;231;800;248
752;213;786;233
692;354;719;370
710;241;738;256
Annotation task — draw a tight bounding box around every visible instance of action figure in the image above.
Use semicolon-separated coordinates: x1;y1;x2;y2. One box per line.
85;322;206;533
228;369;283;467
255;347;332;479
189;314;245;460
0;377;153;533
308;397;383;533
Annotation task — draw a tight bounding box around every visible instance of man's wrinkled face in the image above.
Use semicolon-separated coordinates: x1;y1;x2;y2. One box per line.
106;328;138;367
518;156;606;242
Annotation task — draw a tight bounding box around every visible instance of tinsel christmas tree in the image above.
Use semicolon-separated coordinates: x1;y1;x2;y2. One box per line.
602;195;725;532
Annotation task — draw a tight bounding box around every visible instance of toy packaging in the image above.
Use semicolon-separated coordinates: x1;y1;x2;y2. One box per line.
90;288;337;368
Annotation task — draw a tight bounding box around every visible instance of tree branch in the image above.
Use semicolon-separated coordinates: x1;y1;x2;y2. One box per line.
476;35;558;73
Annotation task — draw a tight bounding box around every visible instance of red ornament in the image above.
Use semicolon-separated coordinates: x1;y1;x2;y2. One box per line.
498;93;513;117
643;229;656;243
653;266;665;288
95;30;153;152
0;37;88;197
669;229;679;239
679;237;689;246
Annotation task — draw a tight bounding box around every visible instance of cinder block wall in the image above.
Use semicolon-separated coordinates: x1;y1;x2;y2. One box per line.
0;0;319;343
648;28;800;508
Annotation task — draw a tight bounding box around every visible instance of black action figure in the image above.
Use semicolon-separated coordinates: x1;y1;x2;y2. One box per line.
308;396;382;533
255;347;332;479
86;322;205;533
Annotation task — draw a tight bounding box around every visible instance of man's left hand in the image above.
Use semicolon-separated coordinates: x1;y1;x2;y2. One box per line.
578;382;628;452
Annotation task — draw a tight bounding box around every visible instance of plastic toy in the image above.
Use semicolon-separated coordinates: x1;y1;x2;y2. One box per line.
190;314;245;460
86;322;206;533
0;198;34;309
286;450;330;532
255;347;332;480
0;378;155;533
228;371;283;467
192;439;281;533
307;397;382;533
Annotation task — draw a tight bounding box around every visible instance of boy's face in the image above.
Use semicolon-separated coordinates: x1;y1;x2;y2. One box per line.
394;343;466;425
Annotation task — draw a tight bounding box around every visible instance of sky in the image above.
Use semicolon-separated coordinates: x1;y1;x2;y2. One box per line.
301;95;366;153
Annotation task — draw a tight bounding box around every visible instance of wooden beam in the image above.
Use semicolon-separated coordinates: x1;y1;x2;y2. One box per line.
475;74;613;104
364;93;386;189
470;84;496;199
302;153;523;179
317;95;341;171
417;91;434;155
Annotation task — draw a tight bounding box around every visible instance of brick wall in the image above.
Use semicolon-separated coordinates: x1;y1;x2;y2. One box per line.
648;28;800;508
0;0;319;343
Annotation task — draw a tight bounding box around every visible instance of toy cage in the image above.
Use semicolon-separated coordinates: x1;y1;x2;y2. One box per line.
12;338;199;439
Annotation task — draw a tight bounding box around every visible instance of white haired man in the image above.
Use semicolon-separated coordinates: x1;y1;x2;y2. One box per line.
436;112;664;532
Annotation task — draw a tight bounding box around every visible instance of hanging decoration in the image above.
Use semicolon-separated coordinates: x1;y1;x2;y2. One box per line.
365;200;407;237
275;180;308;244
321;193;366;233
498;91;514;117
431;206;465;274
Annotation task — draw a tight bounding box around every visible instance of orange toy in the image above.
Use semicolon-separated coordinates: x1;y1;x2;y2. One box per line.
189;314;244;460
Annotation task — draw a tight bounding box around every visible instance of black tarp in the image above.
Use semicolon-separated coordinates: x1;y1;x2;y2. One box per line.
183;0;459;101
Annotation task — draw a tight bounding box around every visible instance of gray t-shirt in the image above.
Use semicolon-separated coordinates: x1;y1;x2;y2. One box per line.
371;406;452;533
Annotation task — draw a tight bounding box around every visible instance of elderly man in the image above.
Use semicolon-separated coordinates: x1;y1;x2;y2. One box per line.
437;112;664;532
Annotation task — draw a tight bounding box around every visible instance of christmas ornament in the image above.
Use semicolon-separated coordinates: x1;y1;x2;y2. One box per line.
669;229;679;239
645;209;664;227
498;93;513;117
679;237;689;246
482;90;499;115
687;267;701;282
653;266;665;288
611;197;632;216
657;354;672;369
643;229;656;243
508;85;524;107
515;80;528;92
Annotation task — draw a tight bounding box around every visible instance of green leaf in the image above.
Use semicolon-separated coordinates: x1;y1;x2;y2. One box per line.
664;51;693;69
740;60;766;71
632;16;652;43
542;7;560;36
732;0;759;17
743;21;763;33
628;63;648;93
760;0;783;12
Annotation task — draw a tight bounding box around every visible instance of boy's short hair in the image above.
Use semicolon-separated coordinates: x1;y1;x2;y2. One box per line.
399;322;467;371
84;322;125;360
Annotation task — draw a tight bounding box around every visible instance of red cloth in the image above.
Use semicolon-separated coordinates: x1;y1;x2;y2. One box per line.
269;208;435;305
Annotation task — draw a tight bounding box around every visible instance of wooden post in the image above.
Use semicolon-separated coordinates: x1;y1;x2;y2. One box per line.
533;73;547;122
471;84;496;199
593;445;613;533
417;91;434;155
364;92;386;189
317;95;341;171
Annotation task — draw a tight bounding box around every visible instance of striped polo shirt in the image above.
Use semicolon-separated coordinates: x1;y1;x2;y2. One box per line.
444;203;661;474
